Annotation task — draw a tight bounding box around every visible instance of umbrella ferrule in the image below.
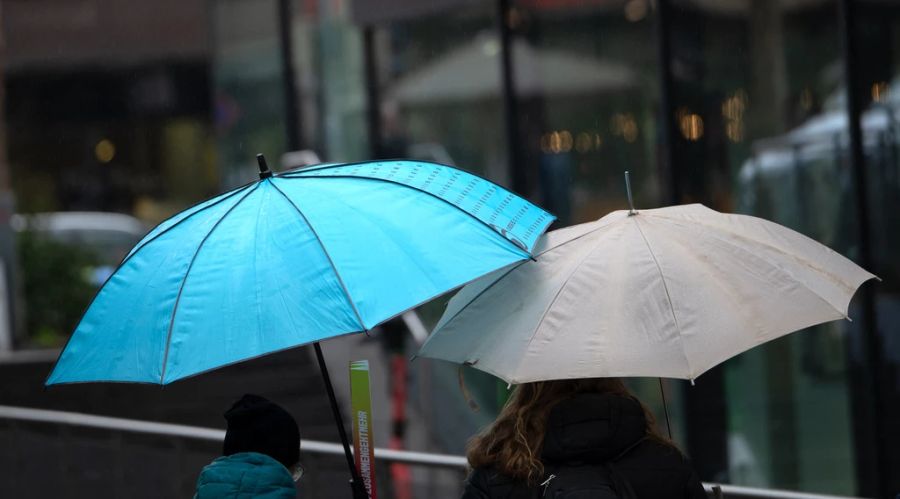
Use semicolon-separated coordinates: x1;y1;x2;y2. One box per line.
624;171;637;215
257;153;273;179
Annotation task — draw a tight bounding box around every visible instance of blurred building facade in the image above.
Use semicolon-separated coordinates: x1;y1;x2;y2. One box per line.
2;0;900;497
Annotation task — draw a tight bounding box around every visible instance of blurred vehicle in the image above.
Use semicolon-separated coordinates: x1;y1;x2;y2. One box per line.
280;150;322;171
11;212;146;272
10;212;147;347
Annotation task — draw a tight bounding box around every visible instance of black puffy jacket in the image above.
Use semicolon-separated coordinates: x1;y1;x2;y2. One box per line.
462;393;707;499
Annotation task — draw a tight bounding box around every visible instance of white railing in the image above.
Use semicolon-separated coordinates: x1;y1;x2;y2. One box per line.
0;405;864;499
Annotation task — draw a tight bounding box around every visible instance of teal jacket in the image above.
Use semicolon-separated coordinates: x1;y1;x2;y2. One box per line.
194;452;296;499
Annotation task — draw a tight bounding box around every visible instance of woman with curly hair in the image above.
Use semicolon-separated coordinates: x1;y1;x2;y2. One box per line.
463;378;706;499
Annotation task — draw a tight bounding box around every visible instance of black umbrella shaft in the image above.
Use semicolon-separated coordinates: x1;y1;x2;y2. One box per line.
313;342;369;499
658;377;673;440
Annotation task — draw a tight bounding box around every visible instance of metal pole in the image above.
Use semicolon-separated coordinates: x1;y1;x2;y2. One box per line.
497;0;526;195
837;1;888;497
278;0;302;151
655;0;679;205
0;6;21;349
313;342;369;499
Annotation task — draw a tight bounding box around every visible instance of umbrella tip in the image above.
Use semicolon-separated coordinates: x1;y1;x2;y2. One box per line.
256;154;273;179
624;171;637;215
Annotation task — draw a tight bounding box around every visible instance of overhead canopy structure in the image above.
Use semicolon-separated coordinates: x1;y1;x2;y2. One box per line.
389;34;637;104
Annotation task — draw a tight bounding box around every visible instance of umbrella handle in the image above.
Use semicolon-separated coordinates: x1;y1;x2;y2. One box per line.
314;342;370;499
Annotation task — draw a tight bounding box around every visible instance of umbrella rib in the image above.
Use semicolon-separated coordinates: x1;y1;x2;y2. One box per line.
278;173;552;254
656;217;861;320
427;261;527;339
159;183;261;384
45;182;256;386
268;181;368;331
531;212;628;258
651;212;867;292
631;217;694;378
281;159;533;220
510;222;625;380
120;183;256;271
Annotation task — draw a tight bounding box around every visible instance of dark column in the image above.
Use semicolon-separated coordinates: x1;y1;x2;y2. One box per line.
363;26;383;159
837;0;889;497
497;0;526;196
748;0;788;137
658;3;730;482
682;373;729;482
278;0;302;151
655;0;679;204
0;5;20;348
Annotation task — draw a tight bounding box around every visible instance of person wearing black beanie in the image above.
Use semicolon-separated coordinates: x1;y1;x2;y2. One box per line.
223;394;301;468
194;394;303;499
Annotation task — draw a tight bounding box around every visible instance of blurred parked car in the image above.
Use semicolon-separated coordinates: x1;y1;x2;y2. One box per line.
11;212;147;347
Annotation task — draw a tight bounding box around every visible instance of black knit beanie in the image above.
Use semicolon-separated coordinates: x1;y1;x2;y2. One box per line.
223;394;300;468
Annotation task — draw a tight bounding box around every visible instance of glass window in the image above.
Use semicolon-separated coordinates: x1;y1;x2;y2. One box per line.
367;2;509;456
852;1;900;495
295;0;370;164
514;0;663;226
669;0;857;493
212;0;288;188
5;0;216;347
374;4;505;179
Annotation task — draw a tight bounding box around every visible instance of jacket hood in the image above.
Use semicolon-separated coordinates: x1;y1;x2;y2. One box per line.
541;393;646;464
194;452;296;499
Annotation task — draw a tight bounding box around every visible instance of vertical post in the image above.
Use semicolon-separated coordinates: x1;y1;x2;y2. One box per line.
278;0;302;151
363;27;383;159
838;1;887;496
0;3;20;349
497;0;526;195
655;0;679;205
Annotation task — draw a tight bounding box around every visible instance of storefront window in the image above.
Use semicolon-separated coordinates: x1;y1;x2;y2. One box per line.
853;0;900;489
506;1;684;452
514;0;663;226
374;4;505;180
212;0;288;188
299;0;370;163
5;0;215;347
669;0;857;492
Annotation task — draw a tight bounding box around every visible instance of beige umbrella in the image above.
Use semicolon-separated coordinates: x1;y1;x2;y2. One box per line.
417;201;876;384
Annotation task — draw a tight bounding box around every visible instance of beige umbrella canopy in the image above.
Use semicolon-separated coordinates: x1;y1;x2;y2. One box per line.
389;34;637;104
417;204;876;384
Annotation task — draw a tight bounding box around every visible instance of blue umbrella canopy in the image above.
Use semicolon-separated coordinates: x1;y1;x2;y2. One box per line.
47;159;554;385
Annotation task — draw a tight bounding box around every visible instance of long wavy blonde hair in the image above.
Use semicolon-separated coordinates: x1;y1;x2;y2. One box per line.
466;378;669;484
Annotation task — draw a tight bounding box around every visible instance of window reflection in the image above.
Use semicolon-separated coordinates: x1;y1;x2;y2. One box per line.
512;0;662;226
375;5;504;181
670;0;857;492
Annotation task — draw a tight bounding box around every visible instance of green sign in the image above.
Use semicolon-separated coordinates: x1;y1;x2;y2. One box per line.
350;360;377;499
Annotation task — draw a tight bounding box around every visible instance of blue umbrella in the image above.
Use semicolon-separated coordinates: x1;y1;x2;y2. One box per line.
47;155;554;497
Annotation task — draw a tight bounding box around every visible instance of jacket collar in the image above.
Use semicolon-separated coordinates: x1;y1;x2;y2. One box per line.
541;393;646;464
